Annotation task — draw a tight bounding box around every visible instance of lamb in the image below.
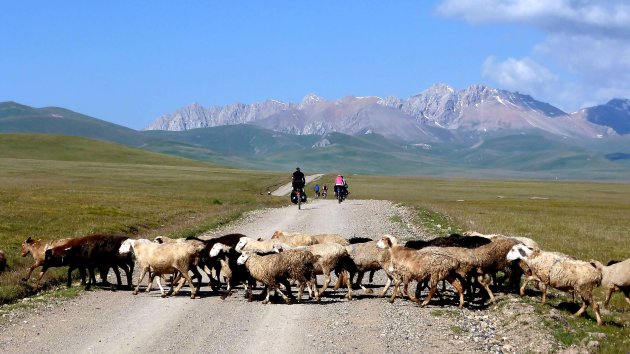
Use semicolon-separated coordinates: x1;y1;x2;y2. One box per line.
120;238;205;298
236;249;319;304
274;242;354;301
507;244;604;325
377;235;466;308
590;258;630;308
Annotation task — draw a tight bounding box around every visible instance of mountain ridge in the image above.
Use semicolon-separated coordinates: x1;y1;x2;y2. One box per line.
145;84;623;142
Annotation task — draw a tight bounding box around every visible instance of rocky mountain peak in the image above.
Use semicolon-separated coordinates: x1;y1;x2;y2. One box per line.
299;93;324;108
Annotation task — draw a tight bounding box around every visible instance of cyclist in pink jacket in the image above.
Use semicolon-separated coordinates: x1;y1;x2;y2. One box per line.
334;175;347;198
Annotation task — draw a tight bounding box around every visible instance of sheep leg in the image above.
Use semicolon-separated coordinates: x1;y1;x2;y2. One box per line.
389;277;401;304
275;285;292;305
296;282;305;303
317;272;332;301
145;272;154;293
153;275;168;297
173;271;196;299
623;289;630;306
379;274;392;298
603;288;614;308
369;270;375;283
406;280;422;305
448;276;465;309
262;285;273;304
23;264;40;282
112;265;122;287
421;280;439;308
540;283;548;304
148;273;164;297
332;271;343;291
477;274;496;305
34;266;49;290
280;279;296;302
343;271;353;300
520;275;534;296
190;266;203;294
133;267;149;295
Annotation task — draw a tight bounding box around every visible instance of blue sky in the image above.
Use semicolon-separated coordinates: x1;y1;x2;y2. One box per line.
1;1;629;130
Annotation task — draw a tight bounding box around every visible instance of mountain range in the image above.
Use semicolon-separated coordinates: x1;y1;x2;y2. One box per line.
2;83;630;180
146;84;626;142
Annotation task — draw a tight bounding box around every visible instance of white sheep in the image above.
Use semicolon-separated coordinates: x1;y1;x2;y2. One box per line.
507;244;604;325
590;258;630;308
120;238;205;298
237;249;319;304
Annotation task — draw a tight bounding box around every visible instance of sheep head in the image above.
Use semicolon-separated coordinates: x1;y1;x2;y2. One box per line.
236;251;252;265
119;238;134;254
209;243;227;257
235;237;249;252
21;237;35;257
376;235;394;249
506;244;534;261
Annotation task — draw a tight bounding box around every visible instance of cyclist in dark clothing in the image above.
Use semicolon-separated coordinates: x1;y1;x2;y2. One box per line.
292;167;305;192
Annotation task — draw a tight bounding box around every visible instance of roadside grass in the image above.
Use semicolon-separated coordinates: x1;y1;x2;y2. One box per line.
349;175;630;351
0;155;286;304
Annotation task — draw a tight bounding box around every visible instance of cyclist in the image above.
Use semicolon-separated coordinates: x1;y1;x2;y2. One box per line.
322;184;328;198
292;167;305;193
334;175;347;198
314;184;320;198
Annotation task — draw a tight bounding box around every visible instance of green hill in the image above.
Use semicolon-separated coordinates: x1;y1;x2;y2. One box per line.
0;133;208;166
0;101;146;146
2;101;629;180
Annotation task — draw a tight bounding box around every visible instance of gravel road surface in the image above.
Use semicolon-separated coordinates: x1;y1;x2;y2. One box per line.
0;192;563;353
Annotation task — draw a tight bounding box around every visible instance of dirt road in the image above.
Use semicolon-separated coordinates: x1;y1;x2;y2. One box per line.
0;195;561;353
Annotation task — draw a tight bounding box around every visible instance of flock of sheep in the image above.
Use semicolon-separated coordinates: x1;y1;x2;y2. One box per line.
17;230;630;326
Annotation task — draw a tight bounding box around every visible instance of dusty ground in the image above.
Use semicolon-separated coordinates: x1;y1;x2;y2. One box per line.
0;186;573;354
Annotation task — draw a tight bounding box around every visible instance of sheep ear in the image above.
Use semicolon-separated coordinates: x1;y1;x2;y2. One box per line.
26;236;33;243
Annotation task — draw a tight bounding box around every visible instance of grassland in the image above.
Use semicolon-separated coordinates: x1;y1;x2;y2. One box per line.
0;134;287;303
2;133;629;351
348;174;630;352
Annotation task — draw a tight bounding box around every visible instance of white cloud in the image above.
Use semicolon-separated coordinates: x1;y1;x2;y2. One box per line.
437;0;630;109
482;56;556;93
437;0;630;36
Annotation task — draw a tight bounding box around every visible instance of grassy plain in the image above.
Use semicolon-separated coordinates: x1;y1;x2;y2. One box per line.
0;134;286;303
349;175;630;352
2;134;629;351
